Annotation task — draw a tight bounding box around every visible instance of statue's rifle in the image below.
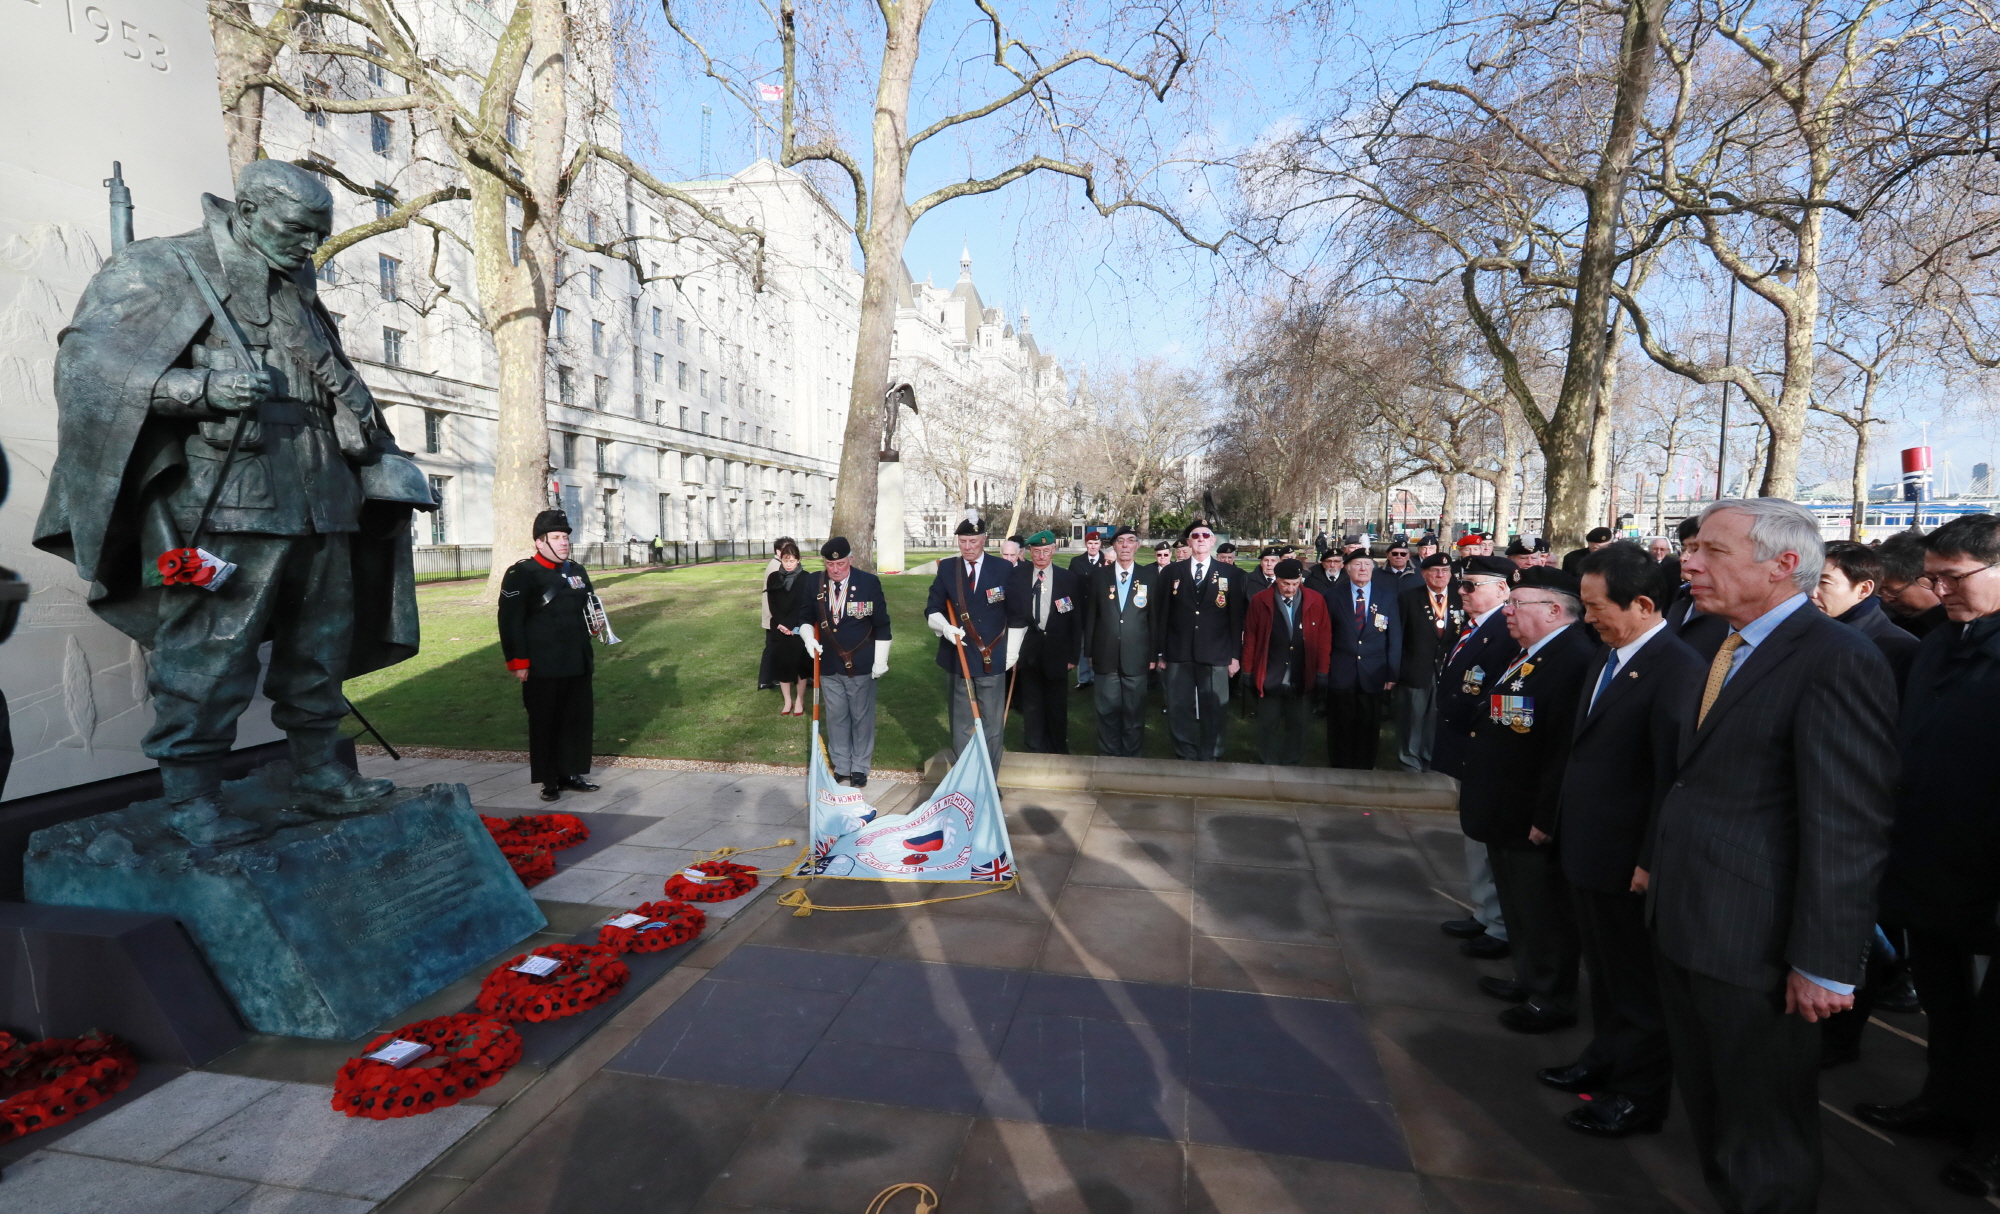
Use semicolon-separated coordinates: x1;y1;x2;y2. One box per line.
167;244;260;556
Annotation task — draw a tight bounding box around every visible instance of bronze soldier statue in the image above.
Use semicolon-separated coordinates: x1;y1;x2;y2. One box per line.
33;159;424;845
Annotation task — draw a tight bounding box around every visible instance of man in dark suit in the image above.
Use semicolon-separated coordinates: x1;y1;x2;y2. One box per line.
1542;542;1704;1136
1303;547;1344;598
1814;540;1920;693
795;536;894;787
1652;499;1897;1214
1858;514;2000;1199
1433;554;1520;958
1650;536;1681;598
1378;539;1419;599
1081;526;1160;758
1456;567;1595;1032
1394;553;1462;772
1322;552;1401;768
1242;545;1282;600
1068;529;1109;690
1240;558;1333;765
1877;532;1951;638
1157;522;1244;761
925;517;1017;770
1561;527;1615;576
1006;531;1083;754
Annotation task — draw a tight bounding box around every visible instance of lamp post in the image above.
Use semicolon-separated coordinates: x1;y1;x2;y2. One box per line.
1716;257;1795;498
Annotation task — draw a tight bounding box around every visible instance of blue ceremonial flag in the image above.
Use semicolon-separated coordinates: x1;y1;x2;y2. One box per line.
795;718;1013;885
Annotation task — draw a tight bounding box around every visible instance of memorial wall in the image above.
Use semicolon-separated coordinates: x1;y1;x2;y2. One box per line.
0;0;280;800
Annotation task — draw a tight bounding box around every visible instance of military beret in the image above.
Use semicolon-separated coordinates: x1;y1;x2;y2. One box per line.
1461;555;1517;580
1322;549;1344;562
1586;526;1615;543
532;509;571;538
955;517;987;536
1505;539;1533;557
1217;542;1236;554
1517;566;1582;596
1110;524;1140;540
1154;542;1172;552
820;536;851;559
1260;545;1283;558
1532;536;1552;553
1026;529;1058;546
1419;552;1452;569
1388;540;1410;552
1457;534;1484;549
1006;534;1026;547
1274;558;1305;579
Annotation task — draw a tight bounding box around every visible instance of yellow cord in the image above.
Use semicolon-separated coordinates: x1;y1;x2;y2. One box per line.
777;880;1015;917
864;1182;938;1214
694;840;799;876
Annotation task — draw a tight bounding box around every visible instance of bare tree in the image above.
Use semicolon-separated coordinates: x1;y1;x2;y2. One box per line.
664;0;1236;567
1084;360;1212;530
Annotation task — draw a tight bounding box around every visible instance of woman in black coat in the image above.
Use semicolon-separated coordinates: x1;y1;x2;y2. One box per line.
763;539;812;714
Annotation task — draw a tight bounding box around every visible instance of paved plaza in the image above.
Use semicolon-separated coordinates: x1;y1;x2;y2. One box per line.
0;756;1962;1213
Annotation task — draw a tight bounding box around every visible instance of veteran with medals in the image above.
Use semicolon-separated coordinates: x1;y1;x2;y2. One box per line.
1158;522;1245;761
1080;525;1161;757
927;518;1016;770
795;537;892;787
1006;531;1084;753
1432;554;1521;957
1456;567;1596;1033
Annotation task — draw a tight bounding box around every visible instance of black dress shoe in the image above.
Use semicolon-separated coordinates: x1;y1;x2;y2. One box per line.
540;784;561;802
850;774;868;789
1440;918;1488;939
1565;1093;1664;1138
1499;1003;1579;1034
1878;974;1923;1015
833;773;850;786
1479;976;1529;1003
1942;1145;2000;1197
559;776;599;792
1853;1098;1970;1139
1537;1061;1608;1093
1460;934;1512;960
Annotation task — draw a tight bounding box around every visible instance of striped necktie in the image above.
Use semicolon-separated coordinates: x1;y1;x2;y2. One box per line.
1697;634;1746;727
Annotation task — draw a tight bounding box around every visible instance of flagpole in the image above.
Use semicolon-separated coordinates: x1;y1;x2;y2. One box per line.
951;614;981;724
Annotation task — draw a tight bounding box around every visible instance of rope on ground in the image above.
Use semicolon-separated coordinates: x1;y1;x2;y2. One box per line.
777;880;1017;917
694;840;800;875
864;1182;938;1214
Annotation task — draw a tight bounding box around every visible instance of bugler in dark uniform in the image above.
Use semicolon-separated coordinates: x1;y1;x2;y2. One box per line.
795;536;892;787
498;510;601;801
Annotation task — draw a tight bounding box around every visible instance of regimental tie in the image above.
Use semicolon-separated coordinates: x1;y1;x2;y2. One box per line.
1034;570;1048;629
1697;633;1746;727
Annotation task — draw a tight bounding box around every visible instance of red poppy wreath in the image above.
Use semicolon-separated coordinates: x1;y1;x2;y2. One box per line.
481;813;590;852
0;1030;137;1143
498;843;556;886
475;944;630;1022
662;859;758;902
596;899;706;953
331;1014;521;1120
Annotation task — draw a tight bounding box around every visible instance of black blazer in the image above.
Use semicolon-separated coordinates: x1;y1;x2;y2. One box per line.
1156;559;1245;666
1006;561;1084;676
925;555;1013;675
1649;601;1898;992
793;569;892;677
1431;608;1521;783
1879;616;2000;931
1081;562;1161;676
1322;576;1401;691
1556;627;1704;893
497;557;595;678
1455;624;1595;846
1397;581;1465;679
1836;597;1920;696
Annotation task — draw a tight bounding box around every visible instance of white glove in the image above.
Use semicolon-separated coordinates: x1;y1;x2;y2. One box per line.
799;623;823;659
927;611;966;645
871;639;891;680
1005;626;1026;671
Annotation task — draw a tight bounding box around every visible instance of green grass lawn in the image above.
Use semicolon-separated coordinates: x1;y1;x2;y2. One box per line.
346;559;1359;771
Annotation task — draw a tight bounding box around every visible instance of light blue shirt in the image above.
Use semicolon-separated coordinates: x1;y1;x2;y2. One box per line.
1115;563;1135;611
1723;593;1851;996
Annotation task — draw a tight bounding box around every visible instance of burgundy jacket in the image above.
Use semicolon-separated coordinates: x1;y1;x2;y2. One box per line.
1241;587;1333;696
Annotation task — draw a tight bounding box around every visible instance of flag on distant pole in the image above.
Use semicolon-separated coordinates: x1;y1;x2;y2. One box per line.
758;83;784;101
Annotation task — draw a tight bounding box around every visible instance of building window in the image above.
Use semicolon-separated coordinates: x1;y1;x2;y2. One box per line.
366;39;387;87
588;265;601;297
506;109;521;145
596;439;610;473
676;361;688;390
678;406;689;429
428;475;449;542
560;431;577;467
699;370;708;397
675;317;685;346
633;393;643;416
653;399;665;424
591;319;604;356
509;227;522;265
700;412;709;435
557;365;574;405
554;307;570;340
652;307;662;336
718;377;728;403
382;327;405;365
374;183;395;220
378;255;400;301
316;257;338;286
720;416;730;439
593;375;609;409
755;425;762;446
652;353;664;383
370;112;393;156
328;311;344;330
423;409;442;454
698;328;707;355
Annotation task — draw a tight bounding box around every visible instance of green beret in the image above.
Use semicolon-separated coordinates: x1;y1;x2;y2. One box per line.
1026;530;1058;546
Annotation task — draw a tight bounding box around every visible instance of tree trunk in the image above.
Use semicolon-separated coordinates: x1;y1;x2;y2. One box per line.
827;1;926;570
209;0;278;175
1439;473;1458;542
1584;387;1612;530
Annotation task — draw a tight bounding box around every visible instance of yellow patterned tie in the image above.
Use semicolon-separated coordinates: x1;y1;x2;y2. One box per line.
1697;633;1746;727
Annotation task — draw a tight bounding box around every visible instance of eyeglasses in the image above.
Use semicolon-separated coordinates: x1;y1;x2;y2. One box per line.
1189;532;1213;540
1505;597;1561;611
1918;562;1999;592
1456;578;1502;592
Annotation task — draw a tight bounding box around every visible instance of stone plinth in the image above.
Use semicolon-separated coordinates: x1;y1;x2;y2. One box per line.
22;764;546;1039
876;458;905;574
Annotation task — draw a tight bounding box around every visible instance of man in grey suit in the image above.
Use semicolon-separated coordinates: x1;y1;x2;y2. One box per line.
1081;525;1161;757
1652;498;1898;1214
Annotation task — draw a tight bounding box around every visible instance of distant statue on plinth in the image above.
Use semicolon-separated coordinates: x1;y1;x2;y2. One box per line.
32;160;429;845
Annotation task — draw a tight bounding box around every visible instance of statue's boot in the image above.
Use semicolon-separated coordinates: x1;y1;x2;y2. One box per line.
290;729;394;806
161;761;262;847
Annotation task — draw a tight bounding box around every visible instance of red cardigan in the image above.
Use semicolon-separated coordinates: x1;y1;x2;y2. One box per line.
1241;587;1333;696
